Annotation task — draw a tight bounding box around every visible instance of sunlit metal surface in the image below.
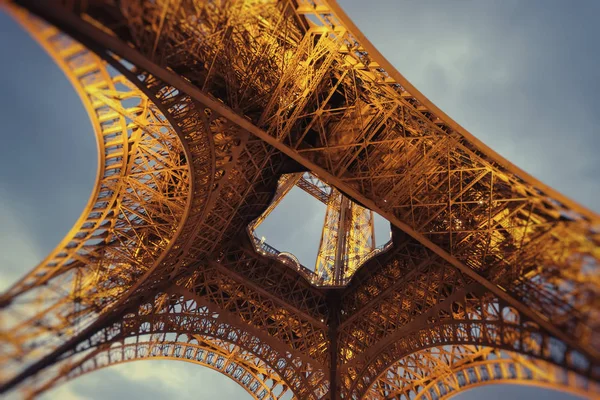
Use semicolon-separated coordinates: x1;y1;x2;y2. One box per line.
0;0;598;399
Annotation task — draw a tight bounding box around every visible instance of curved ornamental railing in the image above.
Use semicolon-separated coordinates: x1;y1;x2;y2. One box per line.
24;335;292;400
251;234;326;285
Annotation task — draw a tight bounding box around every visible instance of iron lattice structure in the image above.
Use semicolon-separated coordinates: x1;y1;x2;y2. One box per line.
0;1;599;399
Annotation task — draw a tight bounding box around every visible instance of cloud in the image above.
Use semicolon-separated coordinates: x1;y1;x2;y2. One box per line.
0;192;46;292
42;360;249;400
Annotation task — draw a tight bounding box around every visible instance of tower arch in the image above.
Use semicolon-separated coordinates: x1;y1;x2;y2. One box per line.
27;336;291;400
1;6;193;382
364;345;598;400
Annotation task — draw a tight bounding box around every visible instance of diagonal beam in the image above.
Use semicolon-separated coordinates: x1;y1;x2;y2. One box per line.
296;174;332;204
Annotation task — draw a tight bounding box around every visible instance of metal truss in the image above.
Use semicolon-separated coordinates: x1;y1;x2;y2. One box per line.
297;174;333;205
313;188;376;285
0;0;598;399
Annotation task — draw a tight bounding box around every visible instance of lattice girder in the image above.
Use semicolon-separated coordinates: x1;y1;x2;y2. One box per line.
217;239;329;324
182;260;329;365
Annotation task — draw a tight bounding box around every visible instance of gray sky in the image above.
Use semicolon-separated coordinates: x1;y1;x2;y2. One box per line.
0;0;597;398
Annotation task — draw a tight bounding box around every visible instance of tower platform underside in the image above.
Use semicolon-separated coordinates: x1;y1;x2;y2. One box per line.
0;1;598;399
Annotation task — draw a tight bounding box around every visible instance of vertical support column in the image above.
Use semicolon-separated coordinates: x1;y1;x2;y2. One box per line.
315;190;342;282
333;196;351;285
327;290;342;400
315;188;376;285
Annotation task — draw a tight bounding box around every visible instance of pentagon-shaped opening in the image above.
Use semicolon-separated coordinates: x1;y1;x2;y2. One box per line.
248;173;391;286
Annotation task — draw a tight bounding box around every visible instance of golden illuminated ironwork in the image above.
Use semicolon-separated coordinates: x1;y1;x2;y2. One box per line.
0;0;598;399
313;188;376;285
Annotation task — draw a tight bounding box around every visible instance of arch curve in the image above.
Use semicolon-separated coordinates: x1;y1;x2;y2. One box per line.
31;336;292;400
364;345;598;400
22;285;329;400
110;291;329;399
342;286;595;398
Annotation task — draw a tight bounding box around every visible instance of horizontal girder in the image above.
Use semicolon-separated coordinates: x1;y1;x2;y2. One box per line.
296;173;332;205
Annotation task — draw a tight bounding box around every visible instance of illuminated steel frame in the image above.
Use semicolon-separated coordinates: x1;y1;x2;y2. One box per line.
0;1;598;399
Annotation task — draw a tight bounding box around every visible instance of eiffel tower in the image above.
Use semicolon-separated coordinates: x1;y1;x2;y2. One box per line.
1;1;599;399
